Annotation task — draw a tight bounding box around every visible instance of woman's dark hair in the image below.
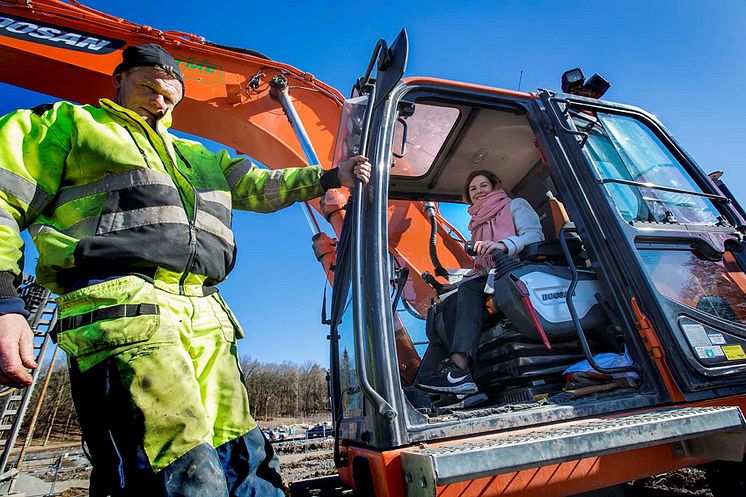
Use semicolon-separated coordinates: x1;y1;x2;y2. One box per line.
463;169;500;204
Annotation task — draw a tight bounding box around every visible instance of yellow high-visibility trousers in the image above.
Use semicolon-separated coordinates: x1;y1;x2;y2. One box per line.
56;269;256;472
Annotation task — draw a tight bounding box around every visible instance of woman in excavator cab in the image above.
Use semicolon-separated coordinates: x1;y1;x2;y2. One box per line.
416;169;544;407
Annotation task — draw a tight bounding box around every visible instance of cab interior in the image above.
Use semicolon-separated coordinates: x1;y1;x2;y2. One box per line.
385;96;645;415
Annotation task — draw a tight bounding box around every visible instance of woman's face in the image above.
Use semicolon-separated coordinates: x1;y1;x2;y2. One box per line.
468;175;495;204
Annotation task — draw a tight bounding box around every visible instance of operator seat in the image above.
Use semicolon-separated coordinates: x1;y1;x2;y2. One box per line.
515;177;583;263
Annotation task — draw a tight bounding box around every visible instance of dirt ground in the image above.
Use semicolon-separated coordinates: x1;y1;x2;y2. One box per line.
6;437;730;496
9;437;338;496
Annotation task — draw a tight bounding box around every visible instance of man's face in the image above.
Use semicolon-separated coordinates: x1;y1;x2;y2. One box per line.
113;66;182;128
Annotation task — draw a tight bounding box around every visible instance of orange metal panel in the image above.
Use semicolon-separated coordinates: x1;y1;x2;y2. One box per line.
341;444;407;497
434;446;707;497
342;439;715;497
388;200;473;315
631;297;686;402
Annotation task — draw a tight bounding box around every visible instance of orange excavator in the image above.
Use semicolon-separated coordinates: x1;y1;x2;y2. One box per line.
2;1;746;496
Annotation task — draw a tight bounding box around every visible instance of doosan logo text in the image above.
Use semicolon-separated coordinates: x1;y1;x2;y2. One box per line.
541;291;567;302
0;15;124;54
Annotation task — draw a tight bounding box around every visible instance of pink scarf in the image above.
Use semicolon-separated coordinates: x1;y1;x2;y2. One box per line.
468;190;515;270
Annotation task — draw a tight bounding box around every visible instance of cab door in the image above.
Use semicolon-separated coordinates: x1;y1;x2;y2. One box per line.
329;30;411;451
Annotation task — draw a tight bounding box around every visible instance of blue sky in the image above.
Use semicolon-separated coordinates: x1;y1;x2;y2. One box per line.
1;0;745;365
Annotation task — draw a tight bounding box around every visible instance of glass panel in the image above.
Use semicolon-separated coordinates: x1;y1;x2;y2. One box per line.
336;285;363;418
574;111;720;225
392;282;428;357
389;201;470;357
390;103;460;177
639;249;746;326
332;96;368;167
438;202;470;240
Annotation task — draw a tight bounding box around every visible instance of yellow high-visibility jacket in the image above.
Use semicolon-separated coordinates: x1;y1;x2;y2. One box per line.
0;99;333;298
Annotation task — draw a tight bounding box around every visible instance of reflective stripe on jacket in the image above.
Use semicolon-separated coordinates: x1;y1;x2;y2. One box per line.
0;99;325;294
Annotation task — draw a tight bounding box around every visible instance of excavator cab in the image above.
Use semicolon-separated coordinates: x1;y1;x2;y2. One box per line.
325;30;746;497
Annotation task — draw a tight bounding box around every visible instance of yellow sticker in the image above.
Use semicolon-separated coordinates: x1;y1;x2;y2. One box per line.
722;345;746;361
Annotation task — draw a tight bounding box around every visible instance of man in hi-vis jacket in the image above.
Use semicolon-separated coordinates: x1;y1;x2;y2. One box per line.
0;44;370;496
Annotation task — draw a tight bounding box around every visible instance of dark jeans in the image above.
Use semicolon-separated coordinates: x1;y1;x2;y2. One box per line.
441;275;489;366
70;359;284;497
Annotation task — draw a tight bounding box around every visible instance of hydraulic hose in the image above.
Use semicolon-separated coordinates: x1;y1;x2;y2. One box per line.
423;203;449;278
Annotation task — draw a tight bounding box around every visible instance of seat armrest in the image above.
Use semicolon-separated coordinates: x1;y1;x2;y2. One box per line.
519;238;583;264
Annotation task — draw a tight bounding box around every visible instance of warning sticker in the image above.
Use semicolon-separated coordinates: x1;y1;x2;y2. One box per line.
682;323;710;348
708;333;726;345
722;345;746;361
695;346;724;359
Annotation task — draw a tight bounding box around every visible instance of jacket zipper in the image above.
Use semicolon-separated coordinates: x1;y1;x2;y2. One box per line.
173;145;199;295
124;126;151;167
126;115;199;295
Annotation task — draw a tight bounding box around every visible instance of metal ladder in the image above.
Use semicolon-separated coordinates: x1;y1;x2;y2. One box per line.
0;277;58;488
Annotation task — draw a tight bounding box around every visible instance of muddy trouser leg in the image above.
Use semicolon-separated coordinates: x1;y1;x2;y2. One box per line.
445;275;488;364
70;360;229;497
61;276;271;496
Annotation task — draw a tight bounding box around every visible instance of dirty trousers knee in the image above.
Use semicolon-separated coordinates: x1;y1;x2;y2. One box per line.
58;274;283;496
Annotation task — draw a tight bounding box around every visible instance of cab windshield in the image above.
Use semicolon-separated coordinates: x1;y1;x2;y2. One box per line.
573;111;721;225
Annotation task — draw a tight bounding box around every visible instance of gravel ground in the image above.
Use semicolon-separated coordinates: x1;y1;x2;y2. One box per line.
281;450;336;483
8;439;732;496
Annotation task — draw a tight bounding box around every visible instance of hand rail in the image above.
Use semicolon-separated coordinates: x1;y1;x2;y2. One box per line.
546;95;589;146
558;227;640;376
599;177;730;203
351;48;397;422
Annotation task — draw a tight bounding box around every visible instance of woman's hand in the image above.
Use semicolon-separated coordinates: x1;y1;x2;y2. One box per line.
473;240;508;256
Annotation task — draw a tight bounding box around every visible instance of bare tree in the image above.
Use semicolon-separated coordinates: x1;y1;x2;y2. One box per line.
240;356;329;419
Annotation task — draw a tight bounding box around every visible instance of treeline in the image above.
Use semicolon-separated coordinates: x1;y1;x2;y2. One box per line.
16;354;329;445
241;357;329;420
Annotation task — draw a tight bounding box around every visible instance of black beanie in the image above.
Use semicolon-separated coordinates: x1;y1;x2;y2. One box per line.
114;44;184;92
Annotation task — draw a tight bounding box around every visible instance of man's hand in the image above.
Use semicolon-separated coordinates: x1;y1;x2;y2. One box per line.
0;314;37;387
338;155;371;187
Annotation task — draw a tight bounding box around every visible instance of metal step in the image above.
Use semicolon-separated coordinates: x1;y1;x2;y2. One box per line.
400;406;746;496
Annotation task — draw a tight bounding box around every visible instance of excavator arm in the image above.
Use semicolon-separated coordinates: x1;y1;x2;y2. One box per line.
0;0;342;170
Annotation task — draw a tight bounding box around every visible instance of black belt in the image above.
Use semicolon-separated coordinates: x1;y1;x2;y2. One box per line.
57;303;160;332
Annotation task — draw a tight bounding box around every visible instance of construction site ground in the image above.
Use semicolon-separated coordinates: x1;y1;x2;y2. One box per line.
4;435;726;496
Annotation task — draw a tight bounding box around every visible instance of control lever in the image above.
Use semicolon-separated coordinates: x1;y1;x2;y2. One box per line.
464;239;505;259
464;240;476;256
465;240;550;348
464;241;522;276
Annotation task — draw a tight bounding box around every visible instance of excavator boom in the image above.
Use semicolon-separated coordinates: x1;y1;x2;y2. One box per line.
0;0;343;170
